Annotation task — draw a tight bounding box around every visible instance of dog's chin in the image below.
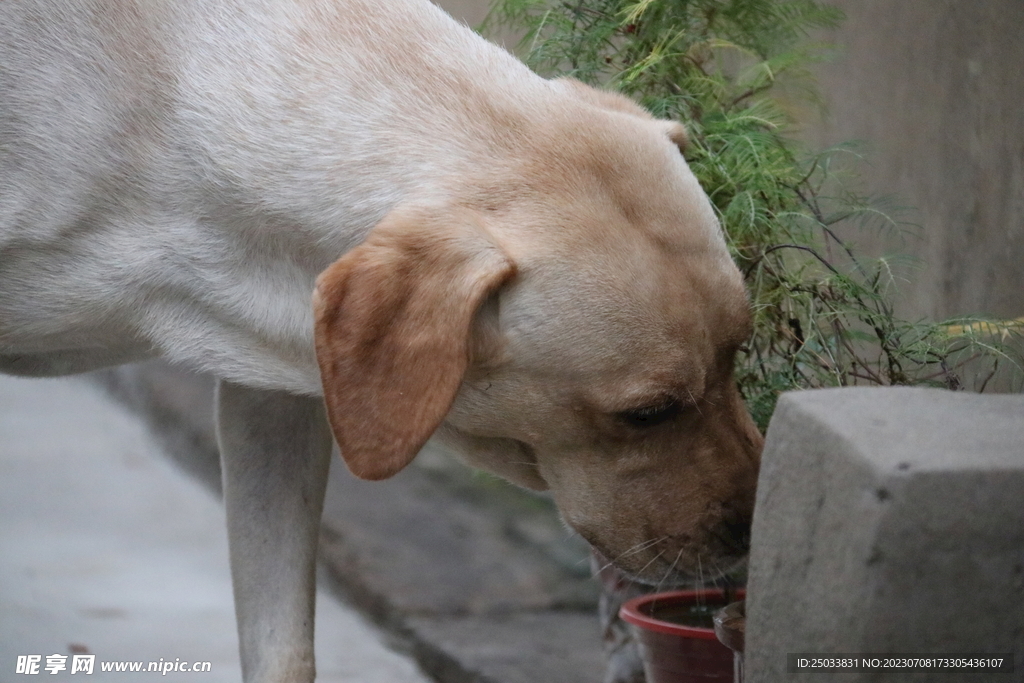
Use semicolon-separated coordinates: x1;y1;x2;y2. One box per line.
611;553;749;589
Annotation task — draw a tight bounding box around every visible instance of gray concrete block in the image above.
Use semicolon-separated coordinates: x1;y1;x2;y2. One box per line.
744;387;1024;682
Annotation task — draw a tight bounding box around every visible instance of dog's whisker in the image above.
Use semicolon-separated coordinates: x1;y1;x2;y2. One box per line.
583;535;668;573
685;388;705;417
609;536;664;561
696;553;707;609
634;549;667;580
655;546;686;593
601;536;667;570
707;558;726;592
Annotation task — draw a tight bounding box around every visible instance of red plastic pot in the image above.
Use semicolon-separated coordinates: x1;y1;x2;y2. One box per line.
620;589;745;683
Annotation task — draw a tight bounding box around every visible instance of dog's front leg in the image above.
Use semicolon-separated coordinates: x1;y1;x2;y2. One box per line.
216;381;333;683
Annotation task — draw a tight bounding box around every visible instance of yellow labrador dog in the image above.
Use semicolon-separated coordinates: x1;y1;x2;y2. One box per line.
0;0;762;680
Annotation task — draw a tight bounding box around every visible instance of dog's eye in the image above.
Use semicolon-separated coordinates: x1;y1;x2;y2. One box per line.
617;400;682;428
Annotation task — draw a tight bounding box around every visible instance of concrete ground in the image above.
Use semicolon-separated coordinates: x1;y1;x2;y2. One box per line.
0;374;432;683
1;362;609;683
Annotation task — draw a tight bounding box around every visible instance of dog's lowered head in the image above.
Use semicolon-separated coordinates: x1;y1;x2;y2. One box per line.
312;78;763;587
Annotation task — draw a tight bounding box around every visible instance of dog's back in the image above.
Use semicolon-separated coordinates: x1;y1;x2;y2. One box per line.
0;1;180;238
0;0;547;385
0;2;180;367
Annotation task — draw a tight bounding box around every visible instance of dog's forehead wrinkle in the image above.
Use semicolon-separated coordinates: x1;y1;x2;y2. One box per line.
492;293;716;409
495;103;723;250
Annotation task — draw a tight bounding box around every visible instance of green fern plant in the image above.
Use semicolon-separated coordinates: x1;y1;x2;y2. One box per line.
483;0;1022;430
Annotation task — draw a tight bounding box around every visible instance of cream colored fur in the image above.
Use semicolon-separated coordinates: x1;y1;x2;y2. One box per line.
0;1;762;682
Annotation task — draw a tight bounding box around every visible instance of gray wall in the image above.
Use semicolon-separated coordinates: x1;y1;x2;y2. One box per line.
434;0;1024;322
808;0;1024;321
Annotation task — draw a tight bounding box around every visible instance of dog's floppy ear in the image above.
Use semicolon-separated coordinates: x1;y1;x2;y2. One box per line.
312;204;516;481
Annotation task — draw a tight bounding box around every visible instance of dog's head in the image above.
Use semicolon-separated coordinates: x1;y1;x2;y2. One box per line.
312;81;762;585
